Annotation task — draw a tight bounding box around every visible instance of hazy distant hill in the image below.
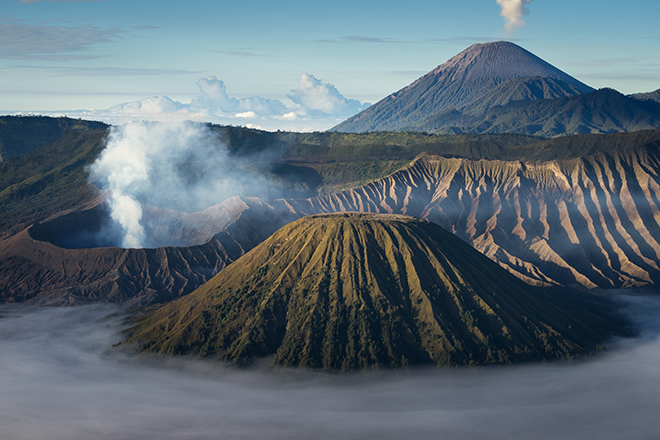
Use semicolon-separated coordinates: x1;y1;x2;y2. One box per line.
126;213;622;369
631;88;660;104
0;116;107;161
332;41;593;133
410;88;660;136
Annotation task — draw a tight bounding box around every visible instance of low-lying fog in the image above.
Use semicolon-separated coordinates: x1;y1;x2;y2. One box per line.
1;293;659;440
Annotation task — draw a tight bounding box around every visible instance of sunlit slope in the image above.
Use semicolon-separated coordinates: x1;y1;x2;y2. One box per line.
632;88;660;104
285;136;660;289
127;213;620;369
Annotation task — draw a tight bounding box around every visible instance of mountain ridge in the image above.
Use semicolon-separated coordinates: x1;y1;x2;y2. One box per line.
3;120;660;304
0;196;295;305
409;88;660;136
631;88;660;103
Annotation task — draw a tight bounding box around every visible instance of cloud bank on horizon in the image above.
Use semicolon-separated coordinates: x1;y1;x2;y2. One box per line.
496;0;533;34
27;74;370;132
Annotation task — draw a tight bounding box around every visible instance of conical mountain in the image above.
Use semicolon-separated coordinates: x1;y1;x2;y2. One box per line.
332;41;593;133
126;213;623;369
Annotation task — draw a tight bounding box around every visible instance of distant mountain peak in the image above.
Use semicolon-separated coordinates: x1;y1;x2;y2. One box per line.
332;41;593;133
427;41;584;84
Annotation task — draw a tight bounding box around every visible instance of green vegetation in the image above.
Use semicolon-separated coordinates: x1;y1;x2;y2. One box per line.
126;213;624;369
276;131;539;160
0;129;107;235
308;160;410;195
0;116;106;161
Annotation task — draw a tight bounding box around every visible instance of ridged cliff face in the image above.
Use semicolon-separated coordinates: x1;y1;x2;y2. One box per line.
284;146;660;290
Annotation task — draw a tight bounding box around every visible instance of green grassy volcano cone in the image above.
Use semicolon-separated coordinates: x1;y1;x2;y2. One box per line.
126;213;624;369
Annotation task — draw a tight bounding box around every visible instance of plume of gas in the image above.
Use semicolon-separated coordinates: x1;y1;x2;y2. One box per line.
496;0;533;33
89;121;276;248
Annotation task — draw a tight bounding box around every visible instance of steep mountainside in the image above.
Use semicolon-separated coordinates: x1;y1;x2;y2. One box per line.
332;41;593;133
456;77;593;117
283;134;660;290
126;213;621;369
411;88;660;136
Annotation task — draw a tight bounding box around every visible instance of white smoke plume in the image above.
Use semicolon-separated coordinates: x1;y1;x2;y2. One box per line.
108;190;145;248
496;0;533;33
89;121;273;248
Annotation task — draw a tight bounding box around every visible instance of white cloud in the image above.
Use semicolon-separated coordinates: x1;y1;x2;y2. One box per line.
190;76;237;111
190;76;288;116
22;74;370;132
235;95;288;116
288;73;369;116
109;96;184;115
235;111;256;118
496;0;533;34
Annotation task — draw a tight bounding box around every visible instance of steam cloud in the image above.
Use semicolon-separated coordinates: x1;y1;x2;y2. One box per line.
89;121;271;248
496;0;533;33
0;292;659;439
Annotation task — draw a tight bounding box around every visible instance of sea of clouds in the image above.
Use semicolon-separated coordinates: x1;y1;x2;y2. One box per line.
1;292;659;440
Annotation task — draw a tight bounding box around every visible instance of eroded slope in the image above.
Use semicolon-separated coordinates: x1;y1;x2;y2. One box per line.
284;143;660;289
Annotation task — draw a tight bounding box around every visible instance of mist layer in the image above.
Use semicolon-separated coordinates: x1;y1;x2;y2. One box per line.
1;293;659;440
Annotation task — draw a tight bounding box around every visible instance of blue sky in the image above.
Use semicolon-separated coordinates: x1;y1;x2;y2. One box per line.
1;0;659;131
